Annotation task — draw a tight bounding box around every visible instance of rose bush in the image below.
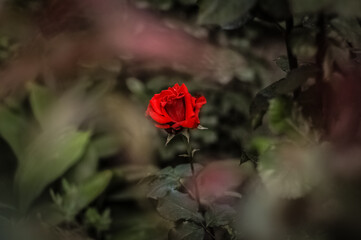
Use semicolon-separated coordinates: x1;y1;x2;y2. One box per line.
146;83;206;133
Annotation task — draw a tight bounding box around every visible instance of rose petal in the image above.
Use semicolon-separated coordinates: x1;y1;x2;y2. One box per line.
147;105;172;124
165;97;186;122
195;96;206;115
184;93;196;120
155;123;171;129
150;98;163;115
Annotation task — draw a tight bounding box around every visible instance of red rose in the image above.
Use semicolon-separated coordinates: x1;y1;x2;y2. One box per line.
146;83;206;133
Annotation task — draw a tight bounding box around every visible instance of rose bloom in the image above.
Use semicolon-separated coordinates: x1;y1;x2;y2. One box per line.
146;83;206;133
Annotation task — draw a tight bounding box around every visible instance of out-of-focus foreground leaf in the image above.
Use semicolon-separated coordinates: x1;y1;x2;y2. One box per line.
0;106;27;158
15;128;90;210
28;83;56;127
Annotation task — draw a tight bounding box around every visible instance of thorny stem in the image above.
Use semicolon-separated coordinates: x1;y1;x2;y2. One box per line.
285;17;298;70
285;16;302;99
182;133;201;210
182;133;216;240
315;13;328;131
315;13;327;75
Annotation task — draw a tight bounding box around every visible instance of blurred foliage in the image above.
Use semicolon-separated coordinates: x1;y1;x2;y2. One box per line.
0;0;360;240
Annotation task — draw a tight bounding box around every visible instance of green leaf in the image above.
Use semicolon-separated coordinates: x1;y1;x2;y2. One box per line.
57;171;112;221
75;170;113;211
147;164;204;200
258;0;291;21
290;28;317;59
147;177;180;200
290;0;329;14
174;164;203;178
250;137;274;154
0;202;15;211
28;83;56;127
274;56;290;73
0;106;27;158
92;135;120;158
205;204;236;227
169;221;205;240
290;0;361;17
126;78;145;95
330;18;361;49
32;203;65;226
250;65;319;129
268;97;293;134
197;0;256;26
84;208;112;233
15;128;91;210
110;210;168;240
66;144;99;183
157;191;203;222
178;0;197;5
148;162;203;200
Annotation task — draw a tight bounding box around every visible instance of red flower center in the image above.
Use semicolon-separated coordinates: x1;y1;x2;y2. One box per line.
165;97;186;122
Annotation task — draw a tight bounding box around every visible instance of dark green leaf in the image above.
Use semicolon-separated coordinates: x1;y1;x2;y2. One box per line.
330;18;361;49
0;202;15;211
290;0;361;17
169;221;205;240
274;56;290;73
178;0;197;5
174;164;203;178
197;0;257;27
290;28;317;59
258;0;291;21
290;0;329;14
157;191;203;222
250;65;319;129
147;177;180;200
158;166;174;176
205;204;236;227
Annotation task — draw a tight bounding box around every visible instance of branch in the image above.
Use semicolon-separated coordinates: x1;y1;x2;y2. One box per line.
285;17;298;70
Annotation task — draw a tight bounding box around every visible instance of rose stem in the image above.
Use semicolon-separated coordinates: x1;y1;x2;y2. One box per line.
183;133;215;239
183;132;202;210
